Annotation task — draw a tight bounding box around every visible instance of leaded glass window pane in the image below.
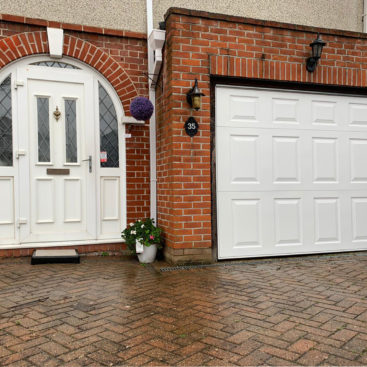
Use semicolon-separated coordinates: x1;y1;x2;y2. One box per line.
0;75;12;166
31;61;79;69
99;83;119;168
37;97;50;162
65;99;78;163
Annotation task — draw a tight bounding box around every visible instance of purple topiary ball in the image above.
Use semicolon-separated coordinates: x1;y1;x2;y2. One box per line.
130;97;154;121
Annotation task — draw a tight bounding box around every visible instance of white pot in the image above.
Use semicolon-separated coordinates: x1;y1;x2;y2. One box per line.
137;244;157;263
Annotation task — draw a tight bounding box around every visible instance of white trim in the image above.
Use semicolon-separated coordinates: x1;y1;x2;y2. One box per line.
148;29;165;89
47;28;64;58
216;84;367;98
146;0;153;37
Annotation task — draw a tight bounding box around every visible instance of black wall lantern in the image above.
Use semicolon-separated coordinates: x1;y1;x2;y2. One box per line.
306;33;326;73
186;78;205;110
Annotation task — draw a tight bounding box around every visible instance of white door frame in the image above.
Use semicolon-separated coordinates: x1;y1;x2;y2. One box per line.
0;56;126;249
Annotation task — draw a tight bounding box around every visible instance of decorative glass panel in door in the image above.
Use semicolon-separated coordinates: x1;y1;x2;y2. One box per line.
37;97;50;163
0;75;12;166
99;82;119;168
65;99;78;163
31;61;80;69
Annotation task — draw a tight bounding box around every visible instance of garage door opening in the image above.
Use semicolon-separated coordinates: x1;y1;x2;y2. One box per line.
216;85;367;259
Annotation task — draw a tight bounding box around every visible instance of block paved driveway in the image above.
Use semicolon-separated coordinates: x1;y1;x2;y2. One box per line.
0;253;367;366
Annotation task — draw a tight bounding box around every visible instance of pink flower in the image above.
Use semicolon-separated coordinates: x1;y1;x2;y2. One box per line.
149;235;154;240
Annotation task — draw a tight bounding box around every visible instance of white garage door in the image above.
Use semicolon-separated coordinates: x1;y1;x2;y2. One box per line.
216;86;367;259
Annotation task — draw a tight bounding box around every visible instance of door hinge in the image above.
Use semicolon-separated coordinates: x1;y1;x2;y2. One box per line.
14;81;24;89
15;150;27;159
16;219;27;228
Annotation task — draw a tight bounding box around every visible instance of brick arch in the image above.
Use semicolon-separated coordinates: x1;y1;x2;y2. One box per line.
0;31;138;114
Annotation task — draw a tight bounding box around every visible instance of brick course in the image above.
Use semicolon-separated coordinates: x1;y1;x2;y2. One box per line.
0;243;126;257
156;8;367;263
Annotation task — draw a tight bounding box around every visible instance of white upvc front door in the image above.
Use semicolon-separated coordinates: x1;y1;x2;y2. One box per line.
17;66;96;243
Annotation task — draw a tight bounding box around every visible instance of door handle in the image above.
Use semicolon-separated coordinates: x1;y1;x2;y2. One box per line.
82;155;92;173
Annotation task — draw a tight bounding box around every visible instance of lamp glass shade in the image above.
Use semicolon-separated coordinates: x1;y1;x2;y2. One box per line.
312;43;323;58
192;95;201;110
310;34;326;59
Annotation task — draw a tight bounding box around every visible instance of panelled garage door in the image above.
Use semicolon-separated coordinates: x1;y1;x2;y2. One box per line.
216;86;367;259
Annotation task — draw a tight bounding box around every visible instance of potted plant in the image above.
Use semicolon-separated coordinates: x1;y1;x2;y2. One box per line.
121;218;162;263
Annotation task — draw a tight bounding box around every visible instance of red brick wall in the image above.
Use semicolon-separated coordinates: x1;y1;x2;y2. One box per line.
0;15;150;224
156;8;367;263
0;243;126;258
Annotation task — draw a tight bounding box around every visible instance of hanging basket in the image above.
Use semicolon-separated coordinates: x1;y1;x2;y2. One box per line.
130;97;154;121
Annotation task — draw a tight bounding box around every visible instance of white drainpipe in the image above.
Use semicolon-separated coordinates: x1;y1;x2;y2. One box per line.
364;0;367;32
147;0;157;221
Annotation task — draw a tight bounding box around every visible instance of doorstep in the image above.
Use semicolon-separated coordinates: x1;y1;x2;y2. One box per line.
31;249;80;265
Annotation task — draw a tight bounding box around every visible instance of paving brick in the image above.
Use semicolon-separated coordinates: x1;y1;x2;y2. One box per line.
27;352;50;366
344;336;367;354
260;345;299;362
5;360;29;367
145;347;182;365
117;343;154;360
237;349;271;365
0;352;24;366
205;357;238;366
59;345;96;363
87;349;122;365
288;339;315;354
201;336;237;351
356;311;367;322
39;341;69;356
176;341;206;356
205;346;242;362
331;329;358;342
0;346;11;358
124;354;153;365
280;329;307;343
267;356;300;366
49;332;74;346
315;342;360;361
232;339;261;357
148;338;180;352
273;321;298;333
297;350;329;365
325;355;359;366
227;330;254;344
177;352;212;366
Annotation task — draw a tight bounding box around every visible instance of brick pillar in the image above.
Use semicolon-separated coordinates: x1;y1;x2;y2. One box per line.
156;15;213;264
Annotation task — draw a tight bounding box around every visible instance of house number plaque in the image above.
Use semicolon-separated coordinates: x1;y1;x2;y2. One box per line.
184;117;199;137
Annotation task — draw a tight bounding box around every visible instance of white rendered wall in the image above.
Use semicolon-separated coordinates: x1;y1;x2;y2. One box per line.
0;0;363;33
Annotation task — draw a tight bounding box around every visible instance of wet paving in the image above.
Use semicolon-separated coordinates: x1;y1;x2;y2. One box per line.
0;253;367;366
